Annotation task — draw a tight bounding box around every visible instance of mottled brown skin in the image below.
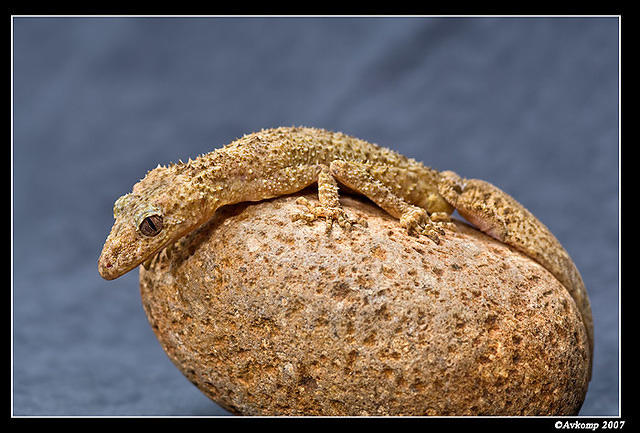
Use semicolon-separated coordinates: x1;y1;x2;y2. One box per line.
437;171;593;376
98;126;592;377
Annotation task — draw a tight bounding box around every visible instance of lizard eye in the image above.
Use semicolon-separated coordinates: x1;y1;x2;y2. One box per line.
139;214;163;237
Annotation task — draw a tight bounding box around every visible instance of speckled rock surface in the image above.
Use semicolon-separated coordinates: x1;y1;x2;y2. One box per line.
139;191;590;416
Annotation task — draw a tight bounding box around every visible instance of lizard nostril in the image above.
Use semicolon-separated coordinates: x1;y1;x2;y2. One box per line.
139;215;163;237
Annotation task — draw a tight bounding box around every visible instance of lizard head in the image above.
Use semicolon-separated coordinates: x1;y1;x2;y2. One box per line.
98;164;208;280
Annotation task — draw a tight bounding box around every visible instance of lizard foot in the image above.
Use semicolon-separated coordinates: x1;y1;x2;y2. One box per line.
428;211;458;232
400;207;445;244
291;197;366;233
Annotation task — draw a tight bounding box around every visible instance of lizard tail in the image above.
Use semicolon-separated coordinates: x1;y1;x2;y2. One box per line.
438;170;593;381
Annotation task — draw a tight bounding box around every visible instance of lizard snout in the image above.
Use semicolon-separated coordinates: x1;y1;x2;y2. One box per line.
98;246;121;280
98;221;145;280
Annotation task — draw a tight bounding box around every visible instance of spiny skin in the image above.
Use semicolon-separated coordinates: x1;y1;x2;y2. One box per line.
99;126;450;280
98;126;591;378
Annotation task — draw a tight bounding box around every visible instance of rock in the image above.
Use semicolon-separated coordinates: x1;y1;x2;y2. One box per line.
139;190;591;416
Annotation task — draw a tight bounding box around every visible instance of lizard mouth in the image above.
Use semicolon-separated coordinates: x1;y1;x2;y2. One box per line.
98;222;155;280
98;216;199;280
98;242;140;280
98;257;121;280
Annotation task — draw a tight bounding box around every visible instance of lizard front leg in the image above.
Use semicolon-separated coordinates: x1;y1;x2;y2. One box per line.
437;170;593;377
291;165;361;233
329;160;445;243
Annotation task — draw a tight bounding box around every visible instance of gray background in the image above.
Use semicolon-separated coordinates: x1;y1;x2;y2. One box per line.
12;17;619;416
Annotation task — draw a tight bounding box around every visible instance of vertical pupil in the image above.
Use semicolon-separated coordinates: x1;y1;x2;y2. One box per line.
141;215;163;236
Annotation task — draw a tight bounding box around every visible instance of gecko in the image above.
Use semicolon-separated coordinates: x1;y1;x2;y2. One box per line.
98;126;592;377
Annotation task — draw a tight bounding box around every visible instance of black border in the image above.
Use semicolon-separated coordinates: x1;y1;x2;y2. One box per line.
8;7;629;429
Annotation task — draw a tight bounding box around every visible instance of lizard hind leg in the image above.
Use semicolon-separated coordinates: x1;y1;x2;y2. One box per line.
291;165;362;233
437;170;510;240
329;160;445;243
